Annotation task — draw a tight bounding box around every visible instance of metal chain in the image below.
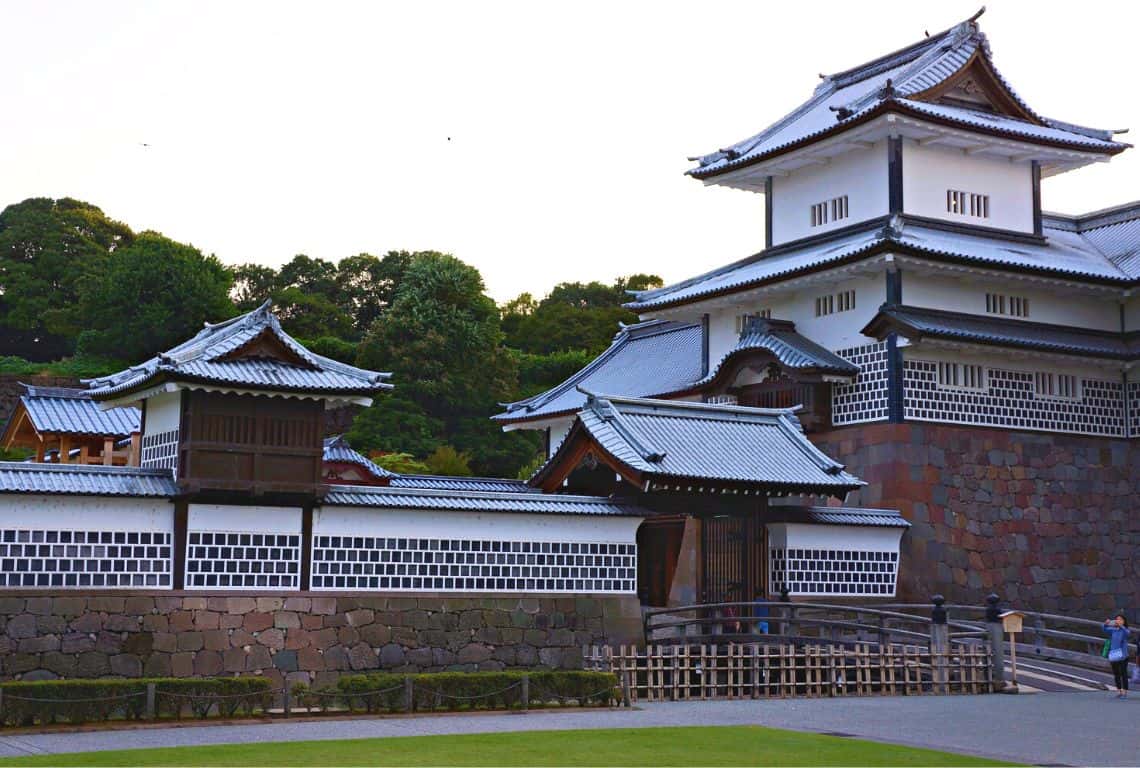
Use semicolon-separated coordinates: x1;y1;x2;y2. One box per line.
414;681;522;701
156;687;282;701
1;691;146;704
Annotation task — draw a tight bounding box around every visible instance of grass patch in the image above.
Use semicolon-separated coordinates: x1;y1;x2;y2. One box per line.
0;725;1016;766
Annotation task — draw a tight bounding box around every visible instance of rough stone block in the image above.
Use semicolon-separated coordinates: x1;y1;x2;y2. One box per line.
144;653;173;677
18;635;60;653
226;597;257;615
61;632;96;654
256;597;285;612
124;596;155;615
177;632;205;652
257;628;286;650
244;612;274;632
76;651;111;678
105;614;142;632
348;643;379;670
203;629;230;651
193;610;220;630
6;614;37;639
378;643;404;668
110;653;143;677
88;596;126;613
310;597;337;615
52;597;87;618
194;650;223;676
284;597;311;612
122;632;154;655
25;596;54;616
275;612;301;629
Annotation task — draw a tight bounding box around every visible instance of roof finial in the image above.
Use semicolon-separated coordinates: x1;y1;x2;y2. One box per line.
880;78;896;100
968;6;986;23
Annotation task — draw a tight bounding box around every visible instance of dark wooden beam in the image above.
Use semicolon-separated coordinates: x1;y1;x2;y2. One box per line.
299;504;314;592
886;333;905;423
888;137;904;215
764;175;774;248
172;500;189;590
1031;160;1042;236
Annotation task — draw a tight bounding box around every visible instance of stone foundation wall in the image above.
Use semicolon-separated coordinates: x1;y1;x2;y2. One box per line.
811;423;1140;614
0;593;643;686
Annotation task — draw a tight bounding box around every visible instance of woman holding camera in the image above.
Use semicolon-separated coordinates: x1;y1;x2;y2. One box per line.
1103;613;1131;699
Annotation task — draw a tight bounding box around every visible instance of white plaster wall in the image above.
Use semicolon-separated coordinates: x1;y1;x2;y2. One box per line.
188;504;302;534
0;496;173;531
314;507;641;544
769;521;904;552
144;390;181;436
903;142;1033;232
901;273;1119;332
771;144;889;245
548;420;573;457
1124;296;1140;333
705;272;886;366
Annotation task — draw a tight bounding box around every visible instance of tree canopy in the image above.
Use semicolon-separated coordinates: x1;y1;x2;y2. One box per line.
76;232;235;362
0;198;134;360
501;274;662;355
0;195;660;479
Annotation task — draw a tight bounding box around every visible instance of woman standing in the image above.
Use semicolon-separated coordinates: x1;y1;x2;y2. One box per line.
1103;613;1131;699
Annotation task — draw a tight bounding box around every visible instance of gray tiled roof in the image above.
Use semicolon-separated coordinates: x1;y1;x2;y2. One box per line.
862;304;1136;361
323;485;647;516
0;462;177;497
554;394;863;492
769;505;910;528
1044;202;1140;280
16;385;139;437
86;301;392;400
495;320;702;423
627;216;1133;312
389;476;531;493
690;16;1125;180
322;435;396;480
697;318;858;386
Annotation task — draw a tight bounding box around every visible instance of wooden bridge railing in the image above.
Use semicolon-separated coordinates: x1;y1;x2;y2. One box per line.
584;641;991;701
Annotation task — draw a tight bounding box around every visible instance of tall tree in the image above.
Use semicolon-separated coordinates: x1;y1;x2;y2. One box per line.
0;198;134;360
334;251;413;334
501;273;663;355
231;263;278;312
76;232;235;361
356;252;538;476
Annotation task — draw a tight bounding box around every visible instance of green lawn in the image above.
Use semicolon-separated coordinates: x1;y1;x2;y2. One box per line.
0;726;1015;767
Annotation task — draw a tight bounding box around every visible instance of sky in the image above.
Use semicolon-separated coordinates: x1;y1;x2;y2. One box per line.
3;1;1139;302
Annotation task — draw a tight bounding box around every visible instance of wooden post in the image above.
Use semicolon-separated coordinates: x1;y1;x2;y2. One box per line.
283;683;292;718
79;444;90;465
129;432;141;466
985;594;1006;692
59;434;71;464
621;667;632;707
103;437;115;466
145;683;156;720
929;595;949;694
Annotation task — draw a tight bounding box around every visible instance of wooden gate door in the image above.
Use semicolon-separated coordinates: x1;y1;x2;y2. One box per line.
701;513;765;604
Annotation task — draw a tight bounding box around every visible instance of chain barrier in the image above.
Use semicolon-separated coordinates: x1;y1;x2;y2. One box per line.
1;691;146;704
528;685;617;703
155;687;283;701
413;681;522;701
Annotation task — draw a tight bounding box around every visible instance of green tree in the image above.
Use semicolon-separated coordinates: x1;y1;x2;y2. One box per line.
270;286;355;340
501;274;662;355
356;252;538;476
334;251;413;334
231;263;278;311
346;394;444;459
76;232;235;361
277;254;339;299
372;452;430;475
424;445;474;476
0;198;134;359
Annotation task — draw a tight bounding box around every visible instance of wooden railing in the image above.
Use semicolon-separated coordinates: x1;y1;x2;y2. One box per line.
584;642;991;701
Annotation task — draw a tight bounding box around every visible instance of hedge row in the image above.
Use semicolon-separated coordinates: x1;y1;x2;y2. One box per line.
296;670;619;713
0;677;273;726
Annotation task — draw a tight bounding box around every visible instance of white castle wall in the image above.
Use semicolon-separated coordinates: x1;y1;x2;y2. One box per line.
903;142;1034;233
770;142;889;245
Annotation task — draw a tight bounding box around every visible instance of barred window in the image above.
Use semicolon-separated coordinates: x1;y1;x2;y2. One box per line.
937;362;985;390
947;190;989;218
810;195;848;227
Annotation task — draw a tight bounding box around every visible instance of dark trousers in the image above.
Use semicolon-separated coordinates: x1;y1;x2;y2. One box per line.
1111;659;1129;690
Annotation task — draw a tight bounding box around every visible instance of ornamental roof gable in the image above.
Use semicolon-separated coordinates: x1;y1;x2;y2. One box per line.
85;300;392;401
689;11;1127;180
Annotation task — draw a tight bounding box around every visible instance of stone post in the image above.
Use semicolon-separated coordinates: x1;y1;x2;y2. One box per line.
621;667;632;708
985;593;1006;692
929;595;949;694
521;674;529;712
404;676;414;714
282;682;291;718
145;683;156;720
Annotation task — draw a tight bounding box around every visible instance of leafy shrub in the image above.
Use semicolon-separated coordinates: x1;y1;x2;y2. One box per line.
0;677;272;726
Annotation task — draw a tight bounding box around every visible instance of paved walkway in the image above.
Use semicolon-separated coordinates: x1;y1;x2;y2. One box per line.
0;692;1136;766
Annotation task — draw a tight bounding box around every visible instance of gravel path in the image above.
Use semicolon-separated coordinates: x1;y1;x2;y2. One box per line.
0;691;1136;766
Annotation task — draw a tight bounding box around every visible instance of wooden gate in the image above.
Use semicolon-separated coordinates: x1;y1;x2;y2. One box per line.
701;513;764;604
